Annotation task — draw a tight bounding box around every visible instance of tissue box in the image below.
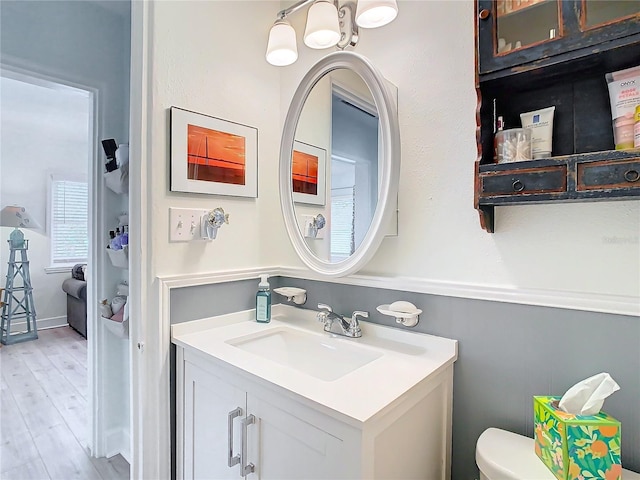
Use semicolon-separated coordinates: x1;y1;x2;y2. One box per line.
534;396;621;480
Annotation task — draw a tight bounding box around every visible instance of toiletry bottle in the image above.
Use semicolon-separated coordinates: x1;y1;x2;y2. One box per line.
256;274;271;323
634;104;640;148
493;115;504;162
121;225;129;247
110;228;122;250
108;230;115;249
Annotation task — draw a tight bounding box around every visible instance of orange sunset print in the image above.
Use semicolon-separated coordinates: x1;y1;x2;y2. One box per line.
187;124;246;185
292;149;318;195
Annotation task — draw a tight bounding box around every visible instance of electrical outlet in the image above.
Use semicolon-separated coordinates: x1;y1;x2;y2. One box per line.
169;208;208;242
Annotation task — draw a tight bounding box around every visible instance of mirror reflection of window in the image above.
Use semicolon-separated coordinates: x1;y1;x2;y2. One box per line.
330;85;379;261
330;185;355;262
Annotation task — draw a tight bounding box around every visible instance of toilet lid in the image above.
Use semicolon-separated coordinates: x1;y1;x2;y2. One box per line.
476;428;640;480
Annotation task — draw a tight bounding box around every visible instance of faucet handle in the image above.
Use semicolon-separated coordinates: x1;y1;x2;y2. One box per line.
318;303;333;312
352;311;369;321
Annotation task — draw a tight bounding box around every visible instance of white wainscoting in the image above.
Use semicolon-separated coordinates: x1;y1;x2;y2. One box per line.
153;265;639;478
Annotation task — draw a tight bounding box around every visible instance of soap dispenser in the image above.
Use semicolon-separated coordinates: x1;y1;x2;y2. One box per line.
256;274;271;323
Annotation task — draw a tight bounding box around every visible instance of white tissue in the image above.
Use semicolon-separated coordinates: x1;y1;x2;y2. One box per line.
558;372;620;416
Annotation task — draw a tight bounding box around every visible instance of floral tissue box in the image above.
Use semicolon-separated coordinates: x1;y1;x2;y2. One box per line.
534;396;621;480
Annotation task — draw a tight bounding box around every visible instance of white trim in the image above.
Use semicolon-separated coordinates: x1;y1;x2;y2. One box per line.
157;267;276;289
12;315;68;331
277;266;640;317
158;266;640;318
105;427;130;462
129;1;153;478
45;266;75;274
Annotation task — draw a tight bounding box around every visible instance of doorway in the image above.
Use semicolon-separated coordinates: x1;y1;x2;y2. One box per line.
330;84;380;262
0;70;130;478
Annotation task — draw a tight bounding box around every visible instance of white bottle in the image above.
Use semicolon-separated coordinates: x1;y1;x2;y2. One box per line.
100;299;113;318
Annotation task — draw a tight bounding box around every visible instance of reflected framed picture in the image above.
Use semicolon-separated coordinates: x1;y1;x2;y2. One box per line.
170;107;258;197
292;141;326;206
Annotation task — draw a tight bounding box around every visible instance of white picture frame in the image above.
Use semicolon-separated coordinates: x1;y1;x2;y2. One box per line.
292;140;326;206
170;107;258;197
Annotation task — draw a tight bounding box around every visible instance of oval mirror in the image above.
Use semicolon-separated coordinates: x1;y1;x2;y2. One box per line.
280;52;400;277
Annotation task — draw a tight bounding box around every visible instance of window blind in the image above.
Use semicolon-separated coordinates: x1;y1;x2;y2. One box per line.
50;180;88;264
330;187;355;262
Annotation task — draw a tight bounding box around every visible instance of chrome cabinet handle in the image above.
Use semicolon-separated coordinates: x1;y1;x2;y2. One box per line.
227;407;242;468
512;180;525;192
241;414;256;476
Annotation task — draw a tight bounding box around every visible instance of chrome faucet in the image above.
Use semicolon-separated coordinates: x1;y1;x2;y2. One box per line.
316;303;368;338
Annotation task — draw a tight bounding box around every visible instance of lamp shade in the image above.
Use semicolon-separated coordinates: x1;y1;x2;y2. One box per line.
266;20;298;66
304;0;341;49
355;0;398;28
0;205;41;229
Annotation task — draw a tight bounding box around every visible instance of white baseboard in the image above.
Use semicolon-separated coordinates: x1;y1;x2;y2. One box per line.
105;426;130;462
10;315;68;331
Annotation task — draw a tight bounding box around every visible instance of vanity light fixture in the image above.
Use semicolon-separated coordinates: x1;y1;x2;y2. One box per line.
355;0;398;28
304;0;341;49
266;20;298;66
266;0;398;66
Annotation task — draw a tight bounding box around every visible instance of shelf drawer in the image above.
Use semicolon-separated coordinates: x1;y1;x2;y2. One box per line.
480;166;567;196
577;159;640;192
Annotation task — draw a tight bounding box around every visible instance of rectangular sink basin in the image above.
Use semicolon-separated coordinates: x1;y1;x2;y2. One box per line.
226;327;382;381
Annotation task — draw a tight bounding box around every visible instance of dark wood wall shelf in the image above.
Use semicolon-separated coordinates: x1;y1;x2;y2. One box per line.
474;0;640;232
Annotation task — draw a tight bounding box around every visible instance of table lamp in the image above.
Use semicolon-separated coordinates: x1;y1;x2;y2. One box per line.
0;205;41;344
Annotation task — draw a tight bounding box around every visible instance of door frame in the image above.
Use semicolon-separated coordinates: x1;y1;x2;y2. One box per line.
0;61;103;455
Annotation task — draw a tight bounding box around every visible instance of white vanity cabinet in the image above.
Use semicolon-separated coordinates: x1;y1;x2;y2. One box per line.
179;351;356;480
176;344;454;480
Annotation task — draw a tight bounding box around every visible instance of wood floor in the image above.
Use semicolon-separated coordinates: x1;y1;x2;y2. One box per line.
1;326;130;479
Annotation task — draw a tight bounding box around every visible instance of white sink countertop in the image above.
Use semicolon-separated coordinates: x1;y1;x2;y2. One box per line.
171;304;457;424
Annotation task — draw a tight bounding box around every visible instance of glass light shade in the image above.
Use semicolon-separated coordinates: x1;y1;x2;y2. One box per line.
304;0;341;49
266;21;298;66
355;0;398;28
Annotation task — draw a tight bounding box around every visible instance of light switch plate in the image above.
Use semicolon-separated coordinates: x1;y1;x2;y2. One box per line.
169;208;209;242
298;215;326;239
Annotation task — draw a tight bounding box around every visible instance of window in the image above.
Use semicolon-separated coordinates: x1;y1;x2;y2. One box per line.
49;178;88;267
330;186;355;262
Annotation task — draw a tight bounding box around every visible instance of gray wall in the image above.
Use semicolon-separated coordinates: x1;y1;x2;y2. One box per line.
1;0;131;142
170;276;640;479
1;0;132;302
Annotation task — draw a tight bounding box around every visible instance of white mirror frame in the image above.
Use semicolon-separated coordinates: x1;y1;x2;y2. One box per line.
279;51;400;277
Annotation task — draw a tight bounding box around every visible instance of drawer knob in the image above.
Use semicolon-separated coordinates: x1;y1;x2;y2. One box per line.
478;8;490;20
624;169;640;182
512;180;525;192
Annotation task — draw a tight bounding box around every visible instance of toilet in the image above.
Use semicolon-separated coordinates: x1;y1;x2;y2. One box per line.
476;428;640;480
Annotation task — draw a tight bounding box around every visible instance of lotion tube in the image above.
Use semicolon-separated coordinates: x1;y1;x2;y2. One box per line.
520;106;555;159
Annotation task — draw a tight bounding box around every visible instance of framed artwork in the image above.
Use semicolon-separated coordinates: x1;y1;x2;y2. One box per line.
170;107;258;197
292;141;326;206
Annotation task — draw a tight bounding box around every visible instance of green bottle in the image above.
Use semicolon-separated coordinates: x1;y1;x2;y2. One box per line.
256;274;271;323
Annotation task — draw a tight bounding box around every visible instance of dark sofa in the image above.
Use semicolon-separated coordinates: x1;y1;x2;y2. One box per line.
61;264;87;338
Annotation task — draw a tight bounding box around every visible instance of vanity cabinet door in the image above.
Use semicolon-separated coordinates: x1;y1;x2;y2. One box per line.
183;361;247;480
245;395;357;480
